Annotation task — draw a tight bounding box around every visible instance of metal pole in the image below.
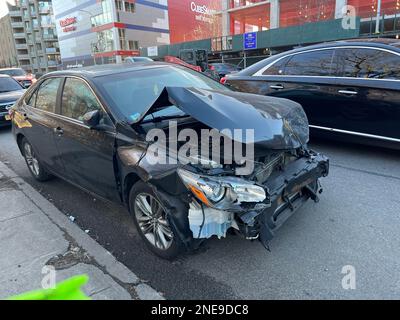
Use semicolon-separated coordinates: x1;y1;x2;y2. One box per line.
375;0;382;33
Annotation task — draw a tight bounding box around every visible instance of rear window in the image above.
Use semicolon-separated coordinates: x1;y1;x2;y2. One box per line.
0;69;26;77
0;77;23;93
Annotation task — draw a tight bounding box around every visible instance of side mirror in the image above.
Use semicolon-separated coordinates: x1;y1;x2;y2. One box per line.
83;110;101;128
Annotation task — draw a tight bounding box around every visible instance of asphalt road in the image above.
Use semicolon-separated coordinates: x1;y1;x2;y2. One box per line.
1;126;399;299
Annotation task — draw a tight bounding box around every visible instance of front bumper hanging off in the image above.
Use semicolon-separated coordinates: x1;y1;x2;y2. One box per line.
237;153;329;246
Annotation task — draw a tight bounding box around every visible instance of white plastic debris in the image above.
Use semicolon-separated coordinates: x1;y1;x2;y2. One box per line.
85;230;90;234
69;216;76;222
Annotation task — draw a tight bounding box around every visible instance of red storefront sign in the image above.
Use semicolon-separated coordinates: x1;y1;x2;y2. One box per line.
60;17;77;33
168;0;222;44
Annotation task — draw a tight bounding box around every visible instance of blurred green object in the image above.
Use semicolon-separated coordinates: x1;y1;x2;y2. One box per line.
9;275;90;300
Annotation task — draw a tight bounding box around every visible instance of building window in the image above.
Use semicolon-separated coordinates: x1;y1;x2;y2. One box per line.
91;0;113;27
115;0;123;11
124;1;135;13
128;40;138;50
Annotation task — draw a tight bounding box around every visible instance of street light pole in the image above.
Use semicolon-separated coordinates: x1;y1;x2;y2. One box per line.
375;0;382;33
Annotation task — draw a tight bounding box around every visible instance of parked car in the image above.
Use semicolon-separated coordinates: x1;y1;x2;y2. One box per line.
0;68;36;88
224;39;400;149
0;75;25;127
210;63;242;78
11;63;329;259
125;56;154;63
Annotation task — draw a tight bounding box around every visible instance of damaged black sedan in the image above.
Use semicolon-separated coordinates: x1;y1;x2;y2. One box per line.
11;63;329;259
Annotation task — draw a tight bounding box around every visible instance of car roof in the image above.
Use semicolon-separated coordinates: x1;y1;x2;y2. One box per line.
42;62;172;80
237;38;400;76
0;74;12;78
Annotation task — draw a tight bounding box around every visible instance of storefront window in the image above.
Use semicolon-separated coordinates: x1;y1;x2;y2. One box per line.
347;0;400;18
230;3;270;35
229;0;266;9
279;0;335;28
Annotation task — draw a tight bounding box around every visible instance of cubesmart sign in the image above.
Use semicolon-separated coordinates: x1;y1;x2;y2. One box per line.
244;32;257;50
168;0;222;44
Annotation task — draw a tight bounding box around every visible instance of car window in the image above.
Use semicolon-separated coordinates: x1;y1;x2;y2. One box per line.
94;66;229;122
284;50;335;76
35;78;62;113
262;56;291;75
334;48;400;80
61;78;103;122
0;69;26;77
0;77;23;92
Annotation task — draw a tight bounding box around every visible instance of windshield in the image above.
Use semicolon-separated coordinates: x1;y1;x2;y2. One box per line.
0;69;26;77
0;77;23;93
95;65;230;121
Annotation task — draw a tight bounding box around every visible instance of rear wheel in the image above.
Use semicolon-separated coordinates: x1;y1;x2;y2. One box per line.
21;137;52;182
129;181;184;259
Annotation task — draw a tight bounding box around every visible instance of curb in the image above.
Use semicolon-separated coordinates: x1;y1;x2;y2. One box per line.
0;160;164;300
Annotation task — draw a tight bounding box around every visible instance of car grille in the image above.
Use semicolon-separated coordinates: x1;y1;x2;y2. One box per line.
0;102;15;113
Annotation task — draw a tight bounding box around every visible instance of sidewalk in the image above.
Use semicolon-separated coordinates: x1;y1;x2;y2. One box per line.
0;160;163;300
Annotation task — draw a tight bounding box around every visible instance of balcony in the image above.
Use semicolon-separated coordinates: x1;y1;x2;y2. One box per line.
11;21;24;28
14;33;26;38
47;60;58;66
39;7;52;15
17;54;30;60
9;10;21;17
15;43;28;49
43;34;58;41
45;47;59;54
41;22;56;28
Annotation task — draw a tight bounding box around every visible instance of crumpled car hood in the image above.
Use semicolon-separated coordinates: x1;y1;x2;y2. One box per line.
136;87;310;150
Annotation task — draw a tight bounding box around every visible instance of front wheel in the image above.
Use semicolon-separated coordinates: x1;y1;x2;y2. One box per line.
129;181;184;259
21;137;52;182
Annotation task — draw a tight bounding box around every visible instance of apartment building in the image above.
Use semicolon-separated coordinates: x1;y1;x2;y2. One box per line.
52;0;170;68
7;0;61;75
0;13;18;68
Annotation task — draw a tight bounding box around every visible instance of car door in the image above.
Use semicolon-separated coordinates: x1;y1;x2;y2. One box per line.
254;49;339;128
54;76;120;201
22;77;65;173
330;47;400;140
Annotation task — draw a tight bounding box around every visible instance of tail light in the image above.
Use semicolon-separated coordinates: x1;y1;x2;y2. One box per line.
209;65;215;71
220;77;227;85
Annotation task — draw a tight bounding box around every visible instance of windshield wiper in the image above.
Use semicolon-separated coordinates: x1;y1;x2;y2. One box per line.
140;114;191;124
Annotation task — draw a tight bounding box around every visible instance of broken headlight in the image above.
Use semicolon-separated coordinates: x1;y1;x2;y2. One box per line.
178;169;266;210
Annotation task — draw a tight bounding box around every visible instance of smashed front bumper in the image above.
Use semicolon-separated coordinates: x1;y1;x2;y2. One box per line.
237;153;329;246
152;152;329;250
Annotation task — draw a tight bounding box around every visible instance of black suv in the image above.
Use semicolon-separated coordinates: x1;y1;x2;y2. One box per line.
225;39;400;149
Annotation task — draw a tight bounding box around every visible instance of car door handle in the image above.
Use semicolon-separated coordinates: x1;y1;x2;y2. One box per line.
54;127;64;136
270;84;284;90
338;90;358;96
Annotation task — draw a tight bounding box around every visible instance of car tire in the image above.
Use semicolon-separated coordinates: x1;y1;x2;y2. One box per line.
21;137;52;182
129;181;184;260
